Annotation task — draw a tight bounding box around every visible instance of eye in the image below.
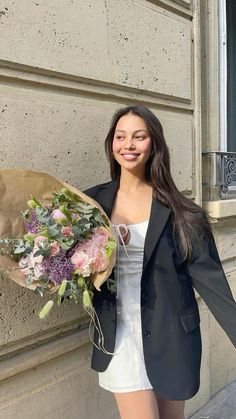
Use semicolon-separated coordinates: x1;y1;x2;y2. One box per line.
116;135;125;140
135;135;146;140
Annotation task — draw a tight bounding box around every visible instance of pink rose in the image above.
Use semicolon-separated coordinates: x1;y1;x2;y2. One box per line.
90;248;108;273
19;236;47;279
61;226;74;237
19;251;44;279
50;241;60;257
52;209;67;224
71;251;91;277
92;227;111;247
34;235;47;246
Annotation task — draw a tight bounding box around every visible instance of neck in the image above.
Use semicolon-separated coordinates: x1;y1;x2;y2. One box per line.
118;168;151;193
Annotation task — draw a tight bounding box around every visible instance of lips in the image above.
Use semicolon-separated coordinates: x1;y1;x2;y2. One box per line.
121;153;140;161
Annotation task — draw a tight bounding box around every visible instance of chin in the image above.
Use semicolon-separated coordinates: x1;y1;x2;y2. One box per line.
120;162;146;173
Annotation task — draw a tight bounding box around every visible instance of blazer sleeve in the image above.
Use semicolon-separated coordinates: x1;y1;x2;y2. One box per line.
186;224;236;348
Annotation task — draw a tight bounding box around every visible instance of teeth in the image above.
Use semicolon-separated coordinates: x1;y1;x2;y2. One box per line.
122;154;139;161
123;154;139;157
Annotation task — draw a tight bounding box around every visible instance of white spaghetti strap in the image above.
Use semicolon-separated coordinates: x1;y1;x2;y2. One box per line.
115;224;141;266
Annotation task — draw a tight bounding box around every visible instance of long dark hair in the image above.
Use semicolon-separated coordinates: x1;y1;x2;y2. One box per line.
104;104;210;262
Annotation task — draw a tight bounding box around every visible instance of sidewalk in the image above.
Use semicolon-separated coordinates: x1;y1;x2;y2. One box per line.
189;380;236;419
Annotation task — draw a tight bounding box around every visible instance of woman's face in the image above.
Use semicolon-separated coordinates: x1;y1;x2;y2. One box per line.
112;113;152;174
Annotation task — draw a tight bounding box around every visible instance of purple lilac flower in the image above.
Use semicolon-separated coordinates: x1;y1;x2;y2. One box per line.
42;250;74;285
25;211;42;234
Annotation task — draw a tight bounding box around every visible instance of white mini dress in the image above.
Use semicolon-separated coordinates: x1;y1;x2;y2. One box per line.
98;220;153;392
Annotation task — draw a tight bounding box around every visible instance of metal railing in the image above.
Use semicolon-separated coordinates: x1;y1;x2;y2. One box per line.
202;151;236;199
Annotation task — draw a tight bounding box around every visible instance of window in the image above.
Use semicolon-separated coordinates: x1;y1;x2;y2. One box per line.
202;1;236;201
219;0;236;152
226;0;236;152
213;0;236;198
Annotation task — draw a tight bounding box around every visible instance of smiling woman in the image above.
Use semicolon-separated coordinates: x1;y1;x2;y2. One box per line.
83;105;236;419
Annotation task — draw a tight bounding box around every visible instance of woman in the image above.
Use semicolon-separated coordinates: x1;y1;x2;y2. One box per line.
84;105;236;419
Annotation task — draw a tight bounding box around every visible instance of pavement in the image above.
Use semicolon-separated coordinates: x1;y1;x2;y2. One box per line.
189;380;236;419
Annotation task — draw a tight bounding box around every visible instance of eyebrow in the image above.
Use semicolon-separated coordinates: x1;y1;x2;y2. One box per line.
115;129;148;134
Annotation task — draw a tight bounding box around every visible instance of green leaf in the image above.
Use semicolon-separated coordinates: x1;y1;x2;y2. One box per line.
24;246;33;254
33;249;44;257
38;275;49;283
23;234;36;242
75;202;94;211
35;207;50;223
60;237;75;250
64;289;73;298
34;286;46;297
14;246;27;254
47;225;60;238
42;248;50;257
71;226;84;238
105;240;117;256
27;197;42;209
59;204;72;221
93;212;105;224
22;209;30;219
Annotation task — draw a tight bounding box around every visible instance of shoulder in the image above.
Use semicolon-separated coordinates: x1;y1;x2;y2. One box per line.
82;180;113;199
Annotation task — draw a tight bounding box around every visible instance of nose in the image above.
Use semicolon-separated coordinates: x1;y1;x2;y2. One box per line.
124;136;135;149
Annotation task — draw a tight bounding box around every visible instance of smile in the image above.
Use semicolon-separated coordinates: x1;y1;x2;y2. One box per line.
121;154;140;160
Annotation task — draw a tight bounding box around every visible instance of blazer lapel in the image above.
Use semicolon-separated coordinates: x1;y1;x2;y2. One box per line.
96;178;171;273
95;178;120;218
143;196;171;272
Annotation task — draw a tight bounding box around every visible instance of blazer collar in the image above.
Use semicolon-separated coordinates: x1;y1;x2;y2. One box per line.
97;178;171;273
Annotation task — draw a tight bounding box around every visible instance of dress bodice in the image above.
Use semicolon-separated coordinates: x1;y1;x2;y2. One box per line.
112;220;149;277
112;221;149;313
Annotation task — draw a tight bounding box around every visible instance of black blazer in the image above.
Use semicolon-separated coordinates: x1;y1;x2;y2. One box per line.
83;178;236;400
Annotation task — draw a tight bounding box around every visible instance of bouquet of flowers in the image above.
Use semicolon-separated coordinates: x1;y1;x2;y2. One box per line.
0;169;117;324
